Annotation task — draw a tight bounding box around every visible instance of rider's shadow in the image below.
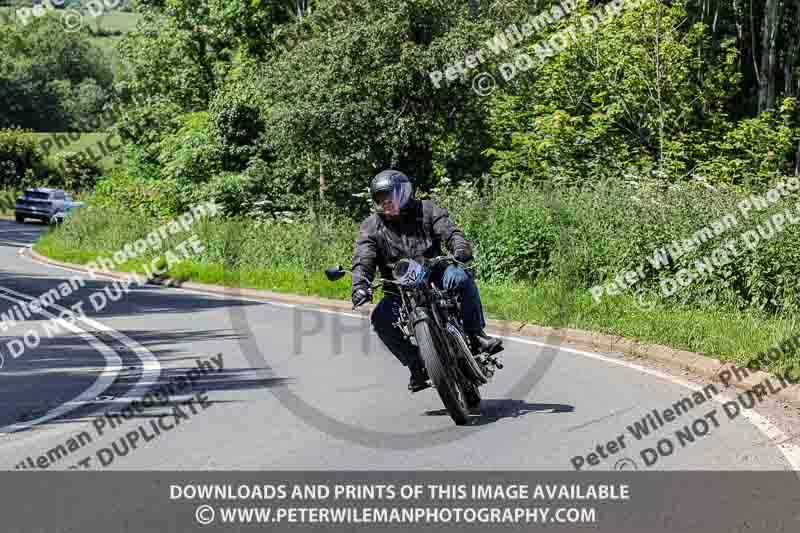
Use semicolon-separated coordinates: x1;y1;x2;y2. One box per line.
424;399;573;426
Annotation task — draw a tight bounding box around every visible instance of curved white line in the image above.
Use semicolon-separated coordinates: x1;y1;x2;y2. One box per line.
0;291;122;434
504;336;800;471
23;245;800;469
0;285;162;404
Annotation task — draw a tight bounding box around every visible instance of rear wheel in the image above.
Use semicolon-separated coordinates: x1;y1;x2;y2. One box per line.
414;319;469;425
15;214;24;223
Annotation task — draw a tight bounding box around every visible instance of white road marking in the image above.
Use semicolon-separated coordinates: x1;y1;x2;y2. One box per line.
0;290;122;434
0;285;162;406
22;244;800;470
504;336;800;471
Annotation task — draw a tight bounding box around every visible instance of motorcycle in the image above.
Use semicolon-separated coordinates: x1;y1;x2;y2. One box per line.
324;255;503;425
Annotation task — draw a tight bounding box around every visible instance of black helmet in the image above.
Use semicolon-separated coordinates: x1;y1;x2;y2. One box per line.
369;169;414;214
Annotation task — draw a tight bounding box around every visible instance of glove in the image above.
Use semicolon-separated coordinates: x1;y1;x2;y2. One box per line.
442;265;468;291
351;288;373;308
453;248;472;263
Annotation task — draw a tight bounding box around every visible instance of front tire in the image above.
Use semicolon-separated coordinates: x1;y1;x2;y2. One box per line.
15;214;24;223
464;381;481;409
414;319;469;425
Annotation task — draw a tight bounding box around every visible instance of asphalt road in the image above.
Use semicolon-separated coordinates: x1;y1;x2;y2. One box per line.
0;219;798;471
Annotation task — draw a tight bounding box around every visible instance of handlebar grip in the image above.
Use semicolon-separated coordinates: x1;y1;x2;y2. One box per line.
352;295;370;309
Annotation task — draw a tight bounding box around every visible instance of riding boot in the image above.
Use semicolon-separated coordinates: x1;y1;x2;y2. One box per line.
468;329;503;355
408;362;430;393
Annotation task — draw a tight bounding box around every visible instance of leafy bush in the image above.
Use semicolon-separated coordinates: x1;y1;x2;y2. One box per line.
438;176;800;316
67;79;112;131
0;128;49;186
438;179;558;282
208;80;266;170
155;112;224;185
91;170;184;218
695;98;800;186
241;158;309;218
49;151;103;191
194;172;253;217
0;14;114;131
114;97;185;168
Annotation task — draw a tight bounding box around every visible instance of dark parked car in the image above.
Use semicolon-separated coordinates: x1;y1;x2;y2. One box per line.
15;188;84;225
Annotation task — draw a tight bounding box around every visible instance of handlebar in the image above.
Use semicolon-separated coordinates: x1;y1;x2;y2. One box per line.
348;255;468;310
374;255;465;287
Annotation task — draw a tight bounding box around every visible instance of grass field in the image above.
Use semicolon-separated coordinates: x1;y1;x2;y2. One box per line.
87;10;140;33
31;132;121;169
0;7;139;33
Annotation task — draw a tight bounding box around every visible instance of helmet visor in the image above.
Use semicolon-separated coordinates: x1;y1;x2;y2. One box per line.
373;180;412;213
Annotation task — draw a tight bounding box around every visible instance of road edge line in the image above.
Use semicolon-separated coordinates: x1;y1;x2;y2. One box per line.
22;246;800;407
0;290;123;434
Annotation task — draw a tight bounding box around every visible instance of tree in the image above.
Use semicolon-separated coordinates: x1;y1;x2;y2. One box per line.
0;14;114;131
258;0;494;210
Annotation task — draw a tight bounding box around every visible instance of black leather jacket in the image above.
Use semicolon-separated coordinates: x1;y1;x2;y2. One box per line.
351;199;473;297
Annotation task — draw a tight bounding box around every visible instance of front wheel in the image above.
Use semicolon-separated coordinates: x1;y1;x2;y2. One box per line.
464;381;481;409
414;319;469;425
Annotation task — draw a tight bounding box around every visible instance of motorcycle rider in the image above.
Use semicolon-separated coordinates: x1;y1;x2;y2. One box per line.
351;169;502;392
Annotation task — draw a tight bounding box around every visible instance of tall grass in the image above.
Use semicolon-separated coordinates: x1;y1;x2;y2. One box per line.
33;185;800;377
440;178;800;315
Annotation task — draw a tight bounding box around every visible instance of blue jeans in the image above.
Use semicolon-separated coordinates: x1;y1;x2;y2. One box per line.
370;266;486;370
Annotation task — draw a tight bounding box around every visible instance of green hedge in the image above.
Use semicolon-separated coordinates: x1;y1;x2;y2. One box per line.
34;191;800;376
44;175;800;318
0;128;102;191
439;178;800;315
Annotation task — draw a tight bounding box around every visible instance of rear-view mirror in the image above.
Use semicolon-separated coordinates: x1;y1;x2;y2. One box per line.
325;266;347;281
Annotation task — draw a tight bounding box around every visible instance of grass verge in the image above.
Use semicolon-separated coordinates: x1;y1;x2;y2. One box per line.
32;207;800;379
